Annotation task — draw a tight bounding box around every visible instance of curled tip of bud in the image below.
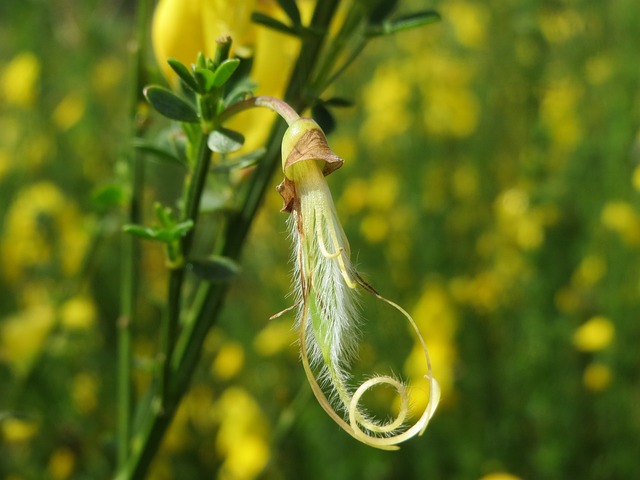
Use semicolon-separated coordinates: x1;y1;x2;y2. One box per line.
281;117;343;179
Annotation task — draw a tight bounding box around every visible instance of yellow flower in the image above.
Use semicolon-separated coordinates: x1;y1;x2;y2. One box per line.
573;316;615;352
0;305;55;378
1;182;89;284
277;117;439;449
211;341;245;380
59;295;97;331
1;51;40;107
52;92;86;130
1;417;39;443
583;362;612;392
601;201;640;245
480;473;523;480
71;372;99;415
48;447;76;480
214;387;270;480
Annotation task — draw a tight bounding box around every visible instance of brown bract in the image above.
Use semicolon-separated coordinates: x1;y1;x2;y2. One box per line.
276;177;297;213
282;128;344;178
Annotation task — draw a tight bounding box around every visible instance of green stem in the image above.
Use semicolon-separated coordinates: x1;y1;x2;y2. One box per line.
117;0;153;470
218;95;300;126
160;134;210;407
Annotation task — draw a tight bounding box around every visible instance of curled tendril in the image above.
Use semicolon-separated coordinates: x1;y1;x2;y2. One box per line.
298;270;441;450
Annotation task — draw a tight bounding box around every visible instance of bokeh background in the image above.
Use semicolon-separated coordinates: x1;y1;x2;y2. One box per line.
2;0;640;479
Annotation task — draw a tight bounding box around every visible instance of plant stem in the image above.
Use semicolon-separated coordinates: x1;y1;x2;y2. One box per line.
117;0;153;470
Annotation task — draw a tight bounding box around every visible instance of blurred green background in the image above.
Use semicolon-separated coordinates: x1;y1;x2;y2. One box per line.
2;0;640;479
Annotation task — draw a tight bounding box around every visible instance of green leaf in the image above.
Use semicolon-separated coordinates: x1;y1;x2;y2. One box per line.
367;10;441;37
251;12;297;36
225;78;258;106
123;224;166;242
92;183;127;211
123;220;193;243
133;139;187;169
171;220;195;238
194;68;217;92
208;127;245;154
189;256;240;283
276;0;301;25
312;104;336;135
212;59;241;88
212;147;266;172
323;97;354;108
144;86;200;123
167;58;200;92
367;0;400;23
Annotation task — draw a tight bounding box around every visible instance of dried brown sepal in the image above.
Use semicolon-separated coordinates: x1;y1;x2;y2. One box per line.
281;118;343;179
276;176;298;213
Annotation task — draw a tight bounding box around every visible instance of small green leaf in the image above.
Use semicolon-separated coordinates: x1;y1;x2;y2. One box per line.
133;139;187;169
212;59;241;88
123;224;165;242
167;58;200;92
225;78;258;106
123;220;193;243
144;86;199;123
92;183;127;211
276;0;301;25
367;0;400;23
189;256;240;283
312;104;336;135
208;127;245;154
171;220;194;238
367;10;441;37
251;12;297;36
323;97;354;108
194;68;217;92
212;147;266;172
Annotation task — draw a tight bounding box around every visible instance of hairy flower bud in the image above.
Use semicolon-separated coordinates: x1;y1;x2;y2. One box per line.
276;117;440;450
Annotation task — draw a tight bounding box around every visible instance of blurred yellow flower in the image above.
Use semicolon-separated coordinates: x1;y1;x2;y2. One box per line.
443;1;490;49
538;9;585;45
253;319;296;356
211;341;245;380
0;149;9;181
633;165;640;192
601;201;640;245
1;417;39;443
407;283;457;405
0;305;55;377
360;213;389;243
573;315;614;352
572;255;606;287
583;362;612;392
71;372;99;415
52;92;86;130
423;85;479;138
214;387;270;480
47;446;76;480
480;473;523;480
540;78;583;153
91;56;125;95
361;64;412;145
1;182;89;284
1;51;40;107
59;296;97;331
